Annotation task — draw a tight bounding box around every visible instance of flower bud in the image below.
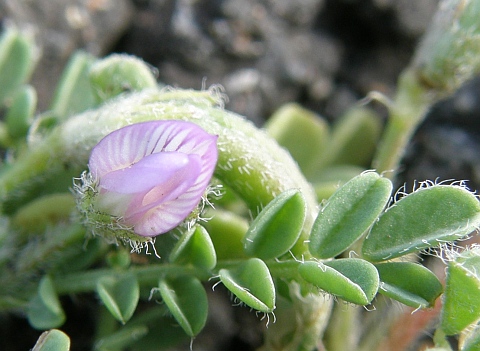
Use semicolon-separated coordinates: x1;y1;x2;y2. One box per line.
412;0;480;93
75;120;218;242
89;54;158;102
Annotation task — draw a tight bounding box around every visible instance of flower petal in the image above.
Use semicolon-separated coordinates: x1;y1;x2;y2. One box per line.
99;152;197;194
124;154;202;223
89;121;217;178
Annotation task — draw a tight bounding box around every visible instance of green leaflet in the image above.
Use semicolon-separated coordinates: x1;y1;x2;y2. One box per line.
265;103;329;179
202;208;248;260
95;306;189;351
105;249;131;270
298;258;379;305
94;326;149;351
27;276;66;330
96;274;139;324
312;165;364;201
363;184;480;261
49;51;97;120
0;27;36;104
169;225;217;270
322;107;381;168
11;193;76;233
157;275;208;337
461;324;480;351
442;249;480;335
219;258;275;313
375;262;443;308
32;329;71;351
5;85;36;139
243;189;306;260
310;171;392;259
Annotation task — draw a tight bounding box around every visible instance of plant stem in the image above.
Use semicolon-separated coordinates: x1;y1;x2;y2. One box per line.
323;304;360;351
372;70;432;179
52;264;208;295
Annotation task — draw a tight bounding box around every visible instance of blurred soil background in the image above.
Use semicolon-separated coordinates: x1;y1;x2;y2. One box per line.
1;1;480;350
1;0;439;123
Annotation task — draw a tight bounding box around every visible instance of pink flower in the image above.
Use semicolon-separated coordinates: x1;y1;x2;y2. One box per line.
88;120;218;237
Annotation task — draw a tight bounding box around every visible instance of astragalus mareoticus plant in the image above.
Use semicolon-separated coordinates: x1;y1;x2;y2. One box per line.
1;1;480;350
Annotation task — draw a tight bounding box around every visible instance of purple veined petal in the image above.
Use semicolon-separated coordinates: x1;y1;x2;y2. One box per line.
131;164;214;236
98;152;198;194
88;120;219;238
124;154;202;223
131;184;213;237
133;198;198;236
89;121;217;178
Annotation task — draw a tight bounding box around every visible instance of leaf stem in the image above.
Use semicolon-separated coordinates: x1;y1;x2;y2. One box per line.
372;70;432;179
53;264;208;295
